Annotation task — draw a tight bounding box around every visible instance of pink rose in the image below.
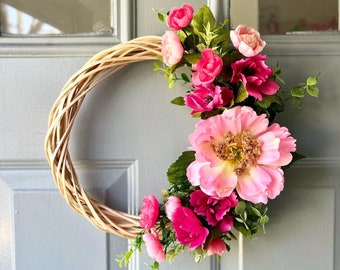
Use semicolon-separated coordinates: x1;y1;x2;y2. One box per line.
189;190;237;232
167;3;194;30
161;31;184;67
231;54;279;100
207;238;227;256
184;84;233;114
165;196;182;221
192;49;223;86
172;206;209;250
139;195;159;230
143;230;166;263
230;25;266;57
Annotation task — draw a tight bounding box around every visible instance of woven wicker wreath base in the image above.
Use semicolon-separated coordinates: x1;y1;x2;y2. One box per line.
45;36;162;239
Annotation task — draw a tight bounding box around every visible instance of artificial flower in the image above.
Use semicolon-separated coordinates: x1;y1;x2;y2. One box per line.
161;31;184;67
186;106;296;204
230;25;266;57
192;49;223;86
207;238;227;256
165;195;182;221
184;84;233;114
172;206;210;250
167;3;194;30
143;230;166;263
231;54;280;100
140;194;159;230
189;190;238;227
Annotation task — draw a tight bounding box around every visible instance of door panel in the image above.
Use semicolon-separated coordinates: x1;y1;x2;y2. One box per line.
0;160;138;270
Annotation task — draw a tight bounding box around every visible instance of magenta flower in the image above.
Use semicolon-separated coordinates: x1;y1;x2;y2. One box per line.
184;84;233;114
186;106;296;204
172;206;209;250
231;54;279;101
230;25;266;57
207;238;227;256
189;190;237;231
192;49;223;86
167;3;194;30
161;31;184;67
140;195;159;230
143;230;166;263
165;196;182;221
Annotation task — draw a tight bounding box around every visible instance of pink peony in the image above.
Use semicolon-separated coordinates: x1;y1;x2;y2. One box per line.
140;195;159;230
167;3;194;30
231;54;280;100
192;49;223;86
184;84;233;114
230;25;266;57
161;31;184;67
143;230;166;263
207;238;227;256
165;196;182;221
190;190;237;231
172;206;209;250
186;106;296;204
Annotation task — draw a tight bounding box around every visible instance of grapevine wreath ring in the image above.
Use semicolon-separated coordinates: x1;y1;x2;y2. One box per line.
45;36;163;239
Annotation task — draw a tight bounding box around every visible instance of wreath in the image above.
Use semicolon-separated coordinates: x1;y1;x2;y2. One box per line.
45;4;319;269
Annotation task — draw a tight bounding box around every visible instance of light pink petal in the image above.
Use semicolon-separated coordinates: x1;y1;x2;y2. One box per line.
230;30;240;48
237;166;271;203
257;132;280;164
263;167;284;199
186;160;206;186
238;41;256;57
200;163;237;198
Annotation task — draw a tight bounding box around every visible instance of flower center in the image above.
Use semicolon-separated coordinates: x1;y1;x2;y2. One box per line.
212;131;261;176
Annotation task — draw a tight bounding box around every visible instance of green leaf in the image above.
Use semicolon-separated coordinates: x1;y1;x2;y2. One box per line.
306;85;319;97
181;73;190;83
235;84;249;103
167;151;195;185
151;261;160;270
171;96;185;106
306;76;318;86
291;86;305;98
233;221;253;239
183;53;201;65
292;96;304;108
250;206;262;217
235;201;246;215
191;5;216;36
157;12;165;22
183;34;199;50
260;215;269;225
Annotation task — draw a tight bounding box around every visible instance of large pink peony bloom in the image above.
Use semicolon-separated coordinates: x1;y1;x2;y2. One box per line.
184;84;233;114
189;190;237;232
192;49;223;86
143;230;166;263
231;54;280;101
172;206;209;250
167;3;194;30
161;31;184;67
230;25;266;57
140;195;159;230
186;106;296;204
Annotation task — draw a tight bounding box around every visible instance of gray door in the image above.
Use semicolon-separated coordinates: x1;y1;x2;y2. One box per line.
0;0;339;269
